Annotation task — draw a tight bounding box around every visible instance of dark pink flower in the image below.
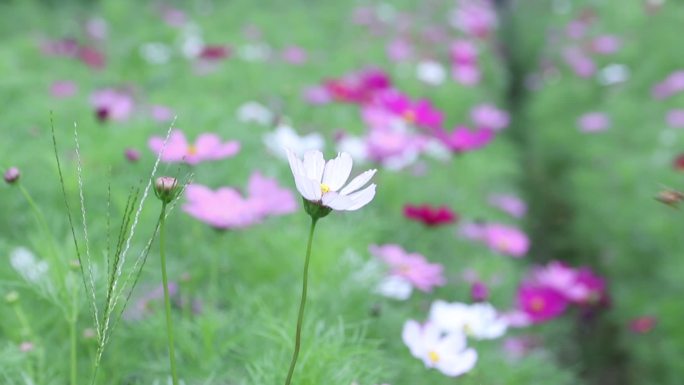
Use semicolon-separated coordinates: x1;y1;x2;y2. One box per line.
629;316;657;334
124;148;140;163
370;244;446;292
90;88;134;122
199;45;231;61
471;104;509;131
471;281;489;302
78;45;106;70
377;90;443;130
403;204;457;227
674;154;684;171
517;285;568;324
148;129;240;165
574;268;608;306
50;81;78;98
437;126;494;153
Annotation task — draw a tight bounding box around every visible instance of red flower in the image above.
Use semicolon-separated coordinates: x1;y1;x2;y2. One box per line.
199;45;231;61
403;204;457;227
629;316;657;334
673;154;684;171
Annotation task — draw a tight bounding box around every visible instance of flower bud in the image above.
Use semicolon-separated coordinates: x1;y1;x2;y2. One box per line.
154;176;181;203
4;167;20;184
124;148;140;163
656;189;684;207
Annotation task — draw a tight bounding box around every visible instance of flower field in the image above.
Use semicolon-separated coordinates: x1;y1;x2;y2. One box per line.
1;1;682;384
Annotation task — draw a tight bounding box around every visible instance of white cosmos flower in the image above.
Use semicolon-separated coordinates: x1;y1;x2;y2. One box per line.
237;101;273;125
402;320;478;377
265;125;324;159
336;135;369;164
375;275;413;300
416;60;447;86
10;247;48;283
429;300;508;340
286;149;377;211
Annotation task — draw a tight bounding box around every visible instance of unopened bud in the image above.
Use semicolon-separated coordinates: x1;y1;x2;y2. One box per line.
124;148;140;163
656;189;684;207
154;176;180;203
4;167;20;184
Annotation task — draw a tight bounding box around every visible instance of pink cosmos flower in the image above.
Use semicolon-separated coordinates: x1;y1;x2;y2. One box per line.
483;223;529;257
502;336;540;360
517;285;568;324
150;105;174;122
577;112;611;133
591;35;622;55
437;126;494;153
566;20;588;40
50;81;78;98
386;38;413;62
366;127;425;170
40;38;79;56
666;109;684;128
471;104;510;131
376;90;444;130
90;88;134;122
488;194;526;218
471;281;489;302
78;45;106;70
183;185;261;229
369;244;446;292
148;129;240;165
629;316;657;334
563;48;596;78
530;262;587;302
450;40;478;65
281;45;308;64
651;70;684;99
246;172;297;217
302;85;332;105
198;45;231;61
85;17;108;41
160;6;186;27
574;268;608;306
449;0;498;39
452;64;481;86
323;68;391;104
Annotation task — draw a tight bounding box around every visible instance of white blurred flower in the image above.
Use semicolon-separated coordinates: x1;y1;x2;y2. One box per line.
429;300;507;340
402;320;477;377
375;275;413;300
264;125;324;159
416;60;447;86
598;64;630;86
179;23;203;58
140;42;172;65
238;43;272;62
286;150;377;211
10;247;48;283
336;135;369;164
237;101;273;125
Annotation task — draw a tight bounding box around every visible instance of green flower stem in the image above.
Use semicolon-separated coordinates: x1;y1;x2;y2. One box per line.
159;202;179;385
70;283;79;385
284;217;318;385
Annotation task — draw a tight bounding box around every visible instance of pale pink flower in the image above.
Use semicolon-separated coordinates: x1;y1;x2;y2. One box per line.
563;48;596;78
150;105;174;122
488;194;526;218
577;112;611;133
302;85;332;105
471;104;509;131
666;109;684;128
246;172;297;217
50;81;78;98
148;129;240;165
452;65;481;86
386;38;413;62
530;261;588;302
183;185;262;229
483;223;529;257
449;0;498;39
281;45;308;65
369;244;446;292
437;126;494;152
591;35;622;55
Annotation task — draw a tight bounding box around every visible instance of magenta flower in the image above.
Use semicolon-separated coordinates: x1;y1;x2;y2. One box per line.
90;88;134;122
246;172;297;217
577;112;611;133
488;194;526;218
470;104;510;131
323;68;391;104
450;40;478;66
198;45;231;61
369;244;446;292
437;126;494;153
50;81;78;98
124;148;140;163
574;268;608;306
471;281;489;302
148;129;240;165
591;35;622;55
78;45;106;70
517;285;568;324
666;109;684;128
530;262;586;301
483;223;529;257
376;91;444;130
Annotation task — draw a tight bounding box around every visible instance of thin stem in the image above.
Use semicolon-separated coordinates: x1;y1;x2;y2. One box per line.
284;217;318;385
159;202;179;385
70;281;79;385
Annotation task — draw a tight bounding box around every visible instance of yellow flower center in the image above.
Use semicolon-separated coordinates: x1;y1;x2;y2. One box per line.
428;351;440;363
187;145;198;156
463;323;473;336
320;183;331;194
531;297;545;312
403;110;416;123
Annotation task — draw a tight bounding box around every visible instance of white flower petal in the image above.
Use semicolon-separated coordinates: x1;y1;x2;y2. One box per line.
402;320;424;357
344;184;376;211
322;152;353;191
286;148;305;176
436;347;478;377
321;191;353;210
294;173;321;201
303;150;325;182
339;169;377;195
